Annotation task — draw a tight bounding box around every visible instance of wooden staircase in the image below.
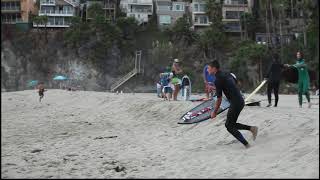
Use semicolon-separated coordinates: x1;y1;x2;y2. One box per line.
110;50;142;92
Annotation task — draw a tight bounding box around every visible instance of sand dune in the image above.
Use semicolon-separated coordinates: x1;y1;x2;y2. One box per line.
1;90;319;178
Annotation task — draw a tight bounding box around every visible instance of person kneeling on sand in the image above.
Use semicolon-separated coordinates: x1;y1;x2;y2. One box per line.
208;60;258;149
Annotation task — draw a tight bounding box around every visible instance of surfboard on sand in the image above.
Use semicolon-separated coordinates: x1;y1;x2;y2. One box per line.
178;96;230;124
179;80;268;124
244;80;267;103
189;97;209;102
245;101;261;106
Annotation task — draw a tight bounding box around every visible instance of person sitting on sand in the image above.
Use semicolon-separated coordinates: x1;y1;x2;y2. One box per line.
37;82;46;102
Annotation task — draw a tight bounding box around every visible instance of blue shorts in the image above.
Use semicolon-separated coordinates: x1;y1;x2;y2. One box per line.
163;86;172;94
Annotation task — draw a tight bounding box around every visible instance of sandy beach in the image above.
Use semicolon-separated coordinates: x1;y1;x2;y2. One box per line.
1;89;319;178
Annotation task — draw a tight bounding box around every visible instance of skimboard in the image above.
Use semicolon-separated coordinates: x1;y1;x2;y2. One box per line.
282;66;316;83
178;96;230;124
281;66;299;83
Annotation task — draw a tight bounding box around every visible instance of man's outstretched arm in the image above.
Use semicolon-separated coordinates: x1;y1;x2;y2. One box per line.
211;96;222;119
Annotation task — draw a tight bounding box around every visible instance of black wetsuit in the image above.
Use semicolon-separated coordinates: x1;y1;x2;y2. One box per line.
265;62;285;106
214;71;251;146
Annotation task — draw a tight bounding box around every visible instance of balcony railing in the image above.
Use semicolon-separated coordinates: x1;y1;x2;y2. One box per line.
1;0;20;1
64;0;79;7
225;14;241;19
40;0;55;5
39;10;74;15
33;21;71;27
130;9;152;13
1;18;21;24
224;25;241;31
1;6;20;11
224;0;248;5
194;19;210;26
127;0;153;5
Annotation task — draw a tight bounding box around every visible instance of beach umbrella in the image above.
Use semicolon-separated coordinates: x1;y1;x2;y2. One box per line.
28;80;38;87
53;75;68;80
53;75;68;89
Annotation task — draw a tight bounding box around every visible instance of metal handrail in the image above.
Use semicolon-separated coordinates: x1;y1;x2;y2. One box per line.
110;50;142;92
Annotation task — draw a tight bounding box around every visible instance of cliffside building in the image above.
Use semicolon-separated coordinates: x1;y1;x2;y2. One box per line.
120;0;153;25
34;0;79;27
155;0;188;29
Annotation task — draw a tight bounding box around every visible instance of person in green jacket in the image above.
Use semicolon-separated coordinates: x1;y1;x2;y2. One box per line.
286;51;311;108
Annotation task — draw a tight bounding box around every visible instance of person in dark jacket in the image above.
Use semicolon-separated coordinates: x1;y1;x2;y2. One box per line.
265;53;285;107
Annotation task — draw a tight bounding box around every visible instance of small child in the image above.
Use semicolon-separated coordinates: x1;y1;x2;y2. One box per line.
160;72;173;101
37;82;46;102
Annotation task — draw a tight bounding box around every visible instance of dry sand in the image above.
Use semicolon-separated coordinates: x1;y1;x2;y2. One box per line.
1;89;319;178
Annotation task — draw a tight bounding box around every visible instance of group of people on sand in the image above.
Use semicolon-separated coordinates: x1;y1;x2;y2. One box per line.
156;50;315;149
204;50;314;149
35;83;77;102
205;51;314;109
265;51;314;108
157;58;183;101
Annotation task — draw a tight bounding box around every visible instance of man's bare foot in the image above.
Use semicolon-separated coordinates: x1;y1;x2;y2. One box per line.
250;126;258;141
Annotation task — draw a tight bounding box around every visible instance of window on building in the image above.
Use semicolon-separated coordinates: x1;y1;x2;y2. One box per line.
194;4;198;12
199;4;205;12
158;5;170;11
224;22;240;31
225;11;243;19
159;15;171;25
48;17;53;25
174;4;184;11
199;16;208;24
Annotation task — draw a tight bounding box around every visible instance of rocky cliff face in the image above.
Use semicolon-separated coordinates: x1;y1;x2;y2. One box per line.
0;30;143;92
0;29;232;93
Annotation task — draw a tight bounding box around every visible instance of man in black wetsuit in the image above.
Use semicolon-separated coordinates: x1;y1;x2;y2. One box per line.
265;53;285;107
207;60;258;149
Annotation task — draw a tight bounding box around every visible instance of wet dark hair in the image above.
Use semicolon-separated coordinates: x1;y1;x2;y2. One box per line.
208;60;220;69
